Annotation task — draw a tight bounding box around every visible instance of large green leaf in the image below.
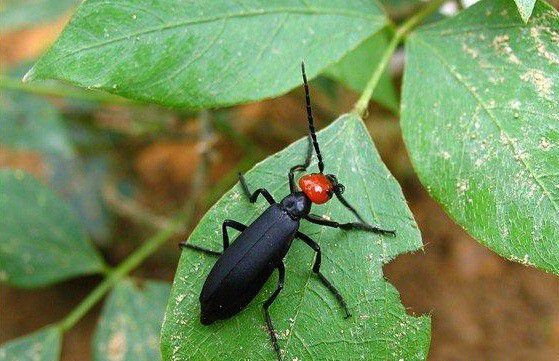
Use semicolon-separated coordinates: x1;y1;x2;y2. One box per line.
514;0;537;22
25;0;387;109
0;325;61;361
0;0;77;33
325;28;399;113
161;114;430;360
401;0;559;274
93;279;170;361
0;170;107;287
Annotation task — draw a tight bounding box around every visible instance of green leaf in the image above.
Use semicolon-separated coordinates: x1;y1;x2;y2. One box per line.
0;87;74;158
0;0;77;33
161;113;430;360
46;155;113;243
401;0;559;274
514;0;537;22
93;279;170;361
25;0;387;109
0;169;107;287
325;28;399;113
0;325;61;361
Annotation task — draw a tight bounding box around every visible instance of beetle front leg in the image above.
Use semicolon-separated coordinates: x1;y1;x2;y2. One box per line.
238;173;276;205
180;219;247;255
297;231;351;318
221;220;247;250
263;262;285;361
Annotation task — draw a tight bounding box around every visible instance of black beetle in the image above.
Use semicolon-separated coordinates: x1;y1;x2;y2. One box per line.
180;62;395;360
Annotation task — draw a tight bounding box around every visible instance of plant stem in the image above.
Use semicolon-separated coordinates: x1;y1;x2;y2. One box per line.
102;177;172;231
58;207;193;332
58;111;213;332
353;33;400;117
0;75;132;105
353;0;445;116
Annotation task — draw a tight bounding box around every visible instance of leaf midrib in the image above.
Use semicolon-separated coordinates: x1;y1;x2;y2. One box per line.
414;36;559;214
49;7;384;60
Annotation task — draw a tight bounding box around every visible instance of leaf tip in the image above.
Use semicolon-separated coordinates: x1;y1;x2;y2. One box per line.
519;11;531;23
22;66;37;83
514;0;535;23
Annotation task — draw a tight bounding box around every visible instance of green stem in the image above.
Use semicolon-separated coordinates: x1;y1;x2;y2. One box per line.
353;32;400;116
58;208;193;332
353;0;445;116
0;76;132;105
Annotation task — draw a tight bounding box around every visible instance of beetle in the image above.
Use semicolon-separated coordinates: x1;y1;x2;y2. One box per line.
180;62;395;360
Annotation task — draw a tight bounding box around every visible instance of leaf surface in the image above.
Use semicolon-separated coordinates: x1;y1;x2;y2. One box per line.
161;113;430;360
26;0;387;109
93;279;170;361
0;325;61;361
401;0;559;274
0;170;106;287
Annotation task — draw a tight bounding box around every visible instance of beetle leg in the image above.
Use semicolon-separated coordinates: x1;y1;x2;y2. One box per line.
304;213;396;236
263;262;285;361
238;173;276;205
180;219;247;255
296;231;351;318
332;188;396;236
222;219;247;250
179;242;221;256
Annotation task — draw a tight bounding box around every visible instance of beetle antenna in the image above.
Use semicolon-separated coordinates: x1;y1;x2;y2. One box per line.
301;62;324;173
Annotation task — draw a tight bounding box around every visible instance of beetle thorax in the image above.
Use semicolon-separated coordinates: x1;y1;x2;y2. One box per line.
298;173;335;204
280;192;311;219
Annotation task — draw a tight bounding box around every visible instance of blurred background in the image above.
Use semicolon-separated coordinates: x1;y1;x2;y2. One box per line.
1;1;558;360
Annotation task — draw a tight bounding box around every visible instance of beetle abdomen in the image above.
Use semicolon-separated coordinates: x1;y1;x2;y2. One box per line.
199;204;298;324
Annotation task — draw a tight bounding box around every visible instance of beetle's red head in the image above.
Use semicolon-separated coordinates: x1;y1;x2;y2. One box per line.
298;173;344;204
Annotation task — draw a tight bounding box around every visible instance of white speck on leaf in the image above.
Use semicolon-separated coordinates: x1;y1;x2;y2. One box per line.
108;330;126;361
456;179;469;193
520;69;554;98
539;138;551;151
530;26;559;65
492;34;520;64
462;43;479;59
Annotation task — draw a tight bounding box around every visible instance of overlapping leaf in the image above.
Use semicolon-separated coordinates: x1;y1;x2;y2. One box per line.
93;279;170;361
0;170;107;287
26;0;388;109
0;325;61;361
401;0;559;274
161;114;430;360
0;86;73;157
